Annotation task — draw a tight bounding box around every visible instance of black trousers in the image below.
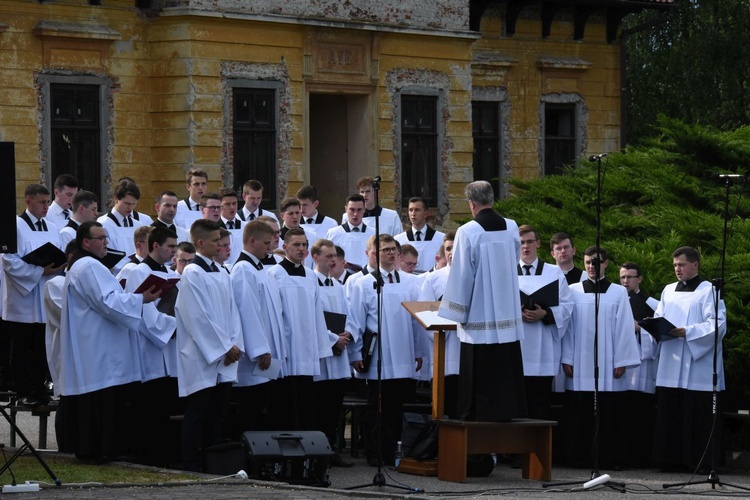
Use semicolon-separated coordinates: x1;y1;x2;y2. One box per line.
181;382;231;472
57;382;140;460
266;376;315;430
313;378;347;447
365;378;415;464
653;387;721;471
9;322;48;399
138;376;182;467
457;341;527;422
524;376;554;420
233;381;272;437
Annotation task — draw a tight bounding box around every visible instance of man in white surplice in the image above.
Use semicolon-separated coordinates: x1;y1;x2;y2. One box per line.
267;227;335;430
3;184;64;407
561;246;640;468
348;234;425;466
310;238;354;467
517;225;573;421
229;220;280;435
619;261;660;468
57;221;160;460
175;219;243;471
124;226;180;465
652;246;726;472
97;180;144;274
438;180;526;422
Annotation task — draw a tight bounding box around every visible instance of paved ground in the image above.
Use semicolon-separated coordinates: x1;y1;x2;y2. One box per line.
4;411;750;499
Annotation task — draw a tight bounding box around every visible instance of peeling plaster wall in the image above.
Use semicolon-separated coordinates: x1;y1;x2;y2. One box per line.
156;0;469;31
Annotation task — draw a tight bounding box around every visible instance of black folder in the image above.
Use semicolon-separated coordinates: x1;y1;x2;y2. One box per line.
519;280;559;309
637;317;680;342
101;249;127;270
361;329;377;371
324;311;347;356
629;293;656;321
21;242;66;268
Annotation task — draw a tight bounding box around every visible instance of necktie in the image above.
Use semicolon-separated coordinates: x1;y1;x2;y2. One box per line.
126;215;133;227
307;218;314;225
210;262;219;272
35;220;44;231
227;221;234;229
352;226;360;232
325;278;333;286
159;265;168;273
523;264;532;275
168;224;175;232
387;273;393;284
195;204;200;211
249;212;255;221
62;209;70;220
415;230;421;241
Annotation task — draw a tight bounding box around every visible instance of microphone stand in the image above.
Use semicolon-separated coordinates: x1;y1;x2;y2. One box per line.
544;154;624;492
0;403;61;486
663;176;750;492
347;177;412;493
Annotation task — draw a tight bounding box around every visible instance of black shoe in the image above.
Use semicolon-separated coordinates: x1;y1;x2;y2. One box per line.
330;453;355;468
19;396;44;408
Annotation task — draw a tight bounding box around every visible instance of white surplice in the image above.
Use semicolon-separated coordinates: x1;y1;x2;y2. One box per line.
58;255;144;396
175;260;244;396
562;281;641;392
654;280;726;391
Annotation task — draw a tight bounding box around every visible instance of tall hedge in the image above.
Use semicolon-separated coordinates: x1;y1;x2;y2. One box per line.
495;117;750;408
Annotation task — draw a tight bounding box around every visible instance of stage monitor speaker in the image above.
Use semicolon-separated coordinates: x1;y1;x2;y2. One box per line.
241;431;333;487
0;142;17;254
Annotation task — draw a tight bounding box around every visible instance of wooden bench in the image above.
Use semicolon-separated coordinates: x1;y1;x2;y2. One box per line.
9;403;57;449
436;418;556;482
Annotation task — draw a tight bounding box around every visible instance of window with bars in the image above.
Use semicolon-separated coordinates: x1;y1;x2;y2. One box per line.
50;84;101;203
401;95;438;207
472;101;501;198
544;104;577;176
233;88;277;207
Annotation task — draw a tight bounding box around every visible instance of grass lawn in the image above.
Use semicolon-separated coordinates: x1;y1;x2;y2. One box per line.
0;452;200;486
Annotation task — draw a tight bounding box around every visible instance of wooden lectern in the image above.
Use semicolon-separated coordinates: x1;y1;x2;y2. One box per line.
401;301;555;483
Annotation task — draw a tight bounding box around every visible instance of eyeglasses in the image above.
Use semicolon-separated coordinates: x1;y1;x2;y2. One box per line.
176;258;193;265
380;247;398;253
520;239;539;245
204;205;222;211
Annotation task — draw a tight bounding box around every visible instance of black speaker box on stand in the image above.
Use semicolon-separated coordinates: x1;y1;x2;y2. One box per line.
242;431;333;487
0;142;17;254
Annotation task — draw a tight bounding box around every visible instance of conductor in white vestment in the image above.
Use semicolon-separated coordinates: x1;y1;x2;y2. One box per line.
438;180;527;422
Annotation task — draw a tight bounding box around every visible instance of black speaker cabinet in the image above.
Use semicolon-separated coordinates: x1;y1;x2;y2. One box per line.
242;431;333;487
0;142;17;254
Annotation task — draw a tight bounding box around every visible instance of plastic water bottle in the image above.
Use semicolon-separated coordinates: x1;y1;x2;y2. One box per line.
395;441;403;469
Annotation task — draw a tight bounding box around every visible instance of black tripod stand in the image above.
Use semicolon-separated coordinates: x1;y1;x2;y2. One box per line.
0;402;60;486
663;175;750;492
347;176;418;494
544;153;624;492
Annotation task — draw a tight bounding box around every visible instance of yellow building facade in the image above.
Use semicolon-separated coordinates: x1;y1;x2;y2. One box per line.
0;0;671;225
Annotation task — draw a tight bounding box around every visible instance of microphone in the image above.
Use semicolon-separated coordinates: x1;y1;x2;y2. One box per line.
588;153;609;162
373;176;382;183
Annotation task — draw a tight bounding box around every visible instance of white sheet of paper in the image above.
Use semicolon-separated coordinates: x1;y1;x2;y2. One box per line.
252;357;281;379
416;310;459;329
